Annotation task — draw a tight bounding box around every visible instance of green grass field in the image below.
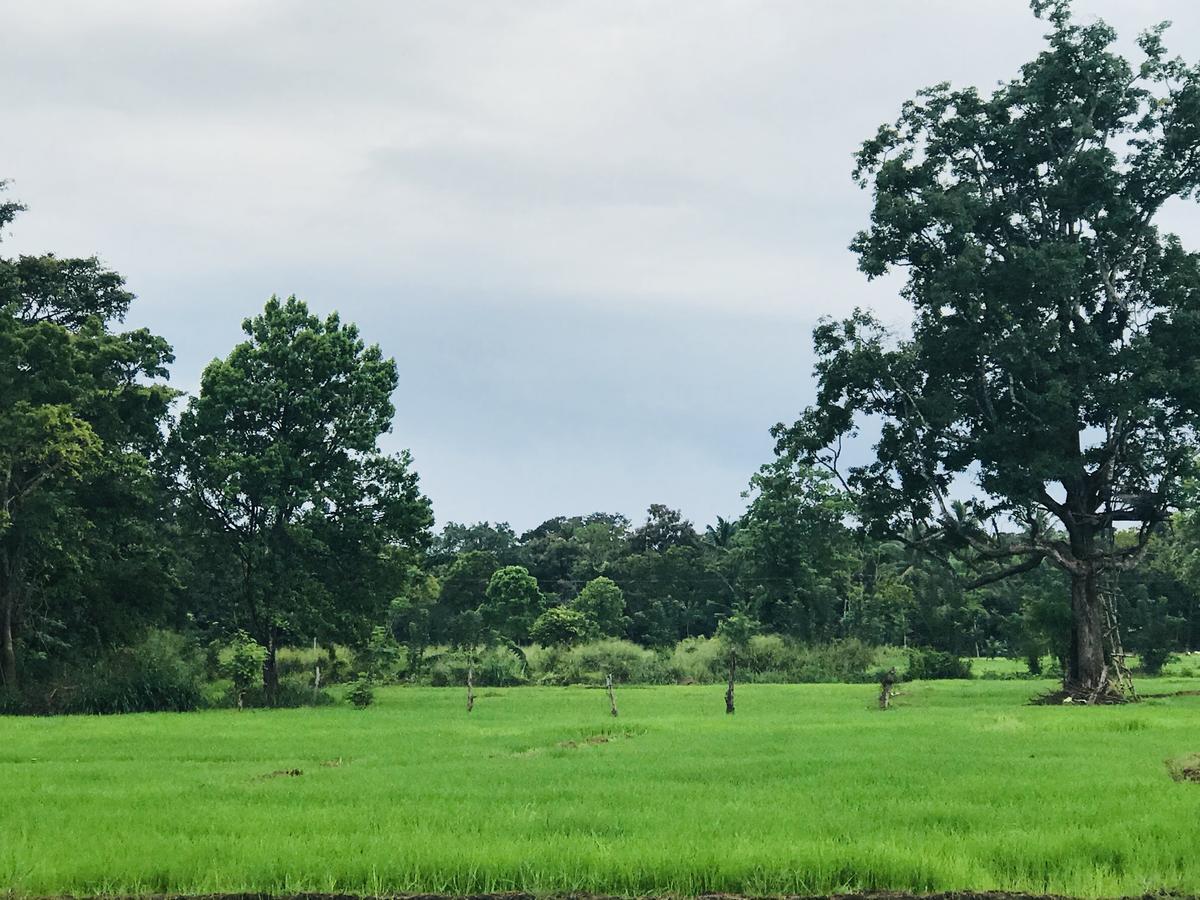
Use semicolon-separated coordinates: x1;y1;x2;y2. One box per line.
4;679;1200;898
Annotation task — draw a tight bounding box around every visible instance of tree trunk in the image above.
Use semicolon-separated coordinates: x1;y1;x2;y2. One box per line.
725;656;736;715
1067;566;1107;693
263;631;279;706
466;660;475;713
1;594;16;691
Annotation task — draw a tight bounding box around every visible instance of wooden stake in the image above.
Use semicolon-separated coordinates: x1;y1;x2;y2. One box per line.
466;659;475;713
725;655;736;715
606;673;618;717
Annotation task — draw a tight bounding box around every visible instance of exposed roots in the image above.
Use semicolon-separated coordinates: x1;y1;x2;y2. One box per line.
1030;684;1131;706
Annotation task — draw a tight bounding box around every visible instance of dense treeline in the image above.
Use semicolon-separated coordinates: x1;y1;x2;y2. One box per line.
407;498;1200;665
1;174;1198;713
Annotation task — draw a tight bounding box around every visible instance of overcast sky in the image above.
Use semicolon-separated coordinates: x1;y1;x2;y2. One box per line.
3;1;1199;532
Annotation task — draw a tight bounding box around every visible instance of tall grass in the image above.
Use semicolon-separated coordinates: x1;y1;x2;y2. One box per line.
3;679;1199;896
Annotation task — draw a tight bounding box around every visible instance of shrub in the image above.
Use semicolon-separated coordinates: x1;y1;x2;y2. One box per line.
50;629;207;715
667;636;724;683
535;639;669;685
1137;645;1173;676
570;577;627;637
530;606;593;648
0;686;26;715
277;644;357;684
427;647;528;687
361;626;403;682
744;634;790;673
219;672;333;709
220;631;267;709
789;639;878;683
906;648;972;680
346;674;376;709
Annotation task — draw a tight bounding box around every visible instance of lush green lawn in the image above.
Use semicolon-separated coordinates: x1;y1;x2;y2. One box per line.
3;679;1199;897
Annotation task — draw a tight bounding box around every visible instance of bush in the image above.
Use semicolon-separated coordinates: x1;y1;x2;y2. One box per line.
346;674;375;709
219;631;267;709
530;606;593;648
277;644;358;684
663;636;878;684
217;672;333;709
427;646;528;687
667;636;724;683
534;639;670;685
906;648;973;680
788;639;878;683
1137;645;1173;676
48;629;207;715
360;627;404;683
744;634;790;673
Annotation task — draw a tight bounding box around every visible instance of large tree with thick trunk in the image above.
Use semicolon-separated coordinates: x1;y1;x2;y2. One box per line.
777;1;1200;696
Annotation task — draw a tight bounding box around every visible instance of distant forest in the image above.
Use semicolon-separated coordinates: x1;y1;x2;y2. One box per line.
2;177;1196;714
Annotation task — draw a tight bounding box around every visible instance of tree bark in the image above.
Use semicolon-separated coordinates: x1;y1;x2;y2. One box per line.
725;656;736;715
1;594;16;690
1067;565;1107;693
263;630;279;706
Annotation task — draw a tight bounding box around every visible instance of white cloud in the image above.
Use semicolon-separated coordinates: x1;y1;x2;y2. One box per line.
3;0;1198;527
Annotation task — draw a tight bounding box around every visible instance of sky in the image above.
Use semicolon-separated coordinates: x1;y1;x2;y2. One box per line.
3;0;1199;533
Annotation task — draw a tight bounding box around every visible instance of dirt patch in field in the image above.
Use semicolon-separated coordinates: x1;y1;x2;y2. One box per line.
558;734;613;749
256;768;303;780
558;728;643;749
1167;753;1200;783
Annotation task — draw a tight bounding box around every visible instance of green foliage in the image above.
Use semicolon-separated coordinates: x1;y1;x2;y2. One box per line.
570;576;626;638
531;638;669;685
716;610;759;657
530;605;592;647
737;459;857;641
481;565;545;642
36;629;206;715
906;649;973;681
361;626;402;682
775;1;1200;691
276;644;357;684
345;674;376;709
435;551;498;646
667;635;877;684
427;647;528;687
220;631;267;702
171;295;432;693
389;571;438;676
0;186;176;689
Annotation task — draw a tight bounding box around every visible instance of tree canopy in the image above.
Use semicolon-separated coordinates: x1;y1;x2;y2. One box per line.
777;0;1200;693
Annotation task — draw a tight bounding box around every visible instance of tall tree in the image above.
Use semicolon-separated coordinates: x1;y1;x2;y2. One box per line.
778;1;1200;695
0;184;175;688
481;565;545;643
736;457;858;641
171;296;431;700
571;576;627;638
